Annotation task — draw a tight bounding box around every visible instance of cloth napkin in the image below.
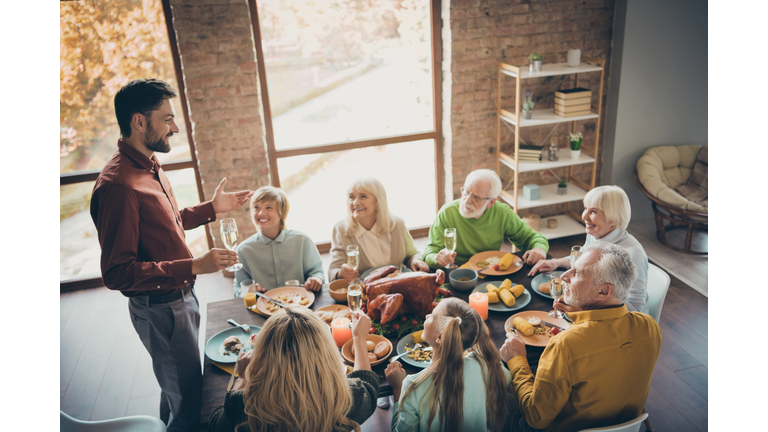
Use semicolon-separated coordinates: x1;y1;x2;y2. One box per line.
459;262;486;279
212;361;235;375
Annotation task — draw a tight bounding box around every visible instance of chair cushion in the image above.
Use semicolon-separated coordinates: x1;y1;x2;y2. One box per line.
636;144;708;214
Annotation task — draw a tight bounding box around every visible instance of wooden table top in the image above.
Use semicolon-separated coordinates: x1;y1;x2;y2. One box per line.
200;252;558;427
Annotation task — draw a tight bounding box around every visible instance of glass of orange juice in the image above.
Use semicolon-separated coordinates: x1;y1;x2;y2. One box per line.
241;279;257;309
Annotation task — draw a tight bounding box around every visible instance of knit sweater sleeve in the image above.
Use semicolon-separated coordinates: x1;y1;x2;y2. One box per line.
501;205;549;253
207;389;248;432
345;370;380;425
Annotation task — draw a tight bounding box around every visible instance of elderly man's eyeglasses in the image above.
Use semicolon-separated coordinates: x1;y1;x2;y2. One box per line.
460;187;491;203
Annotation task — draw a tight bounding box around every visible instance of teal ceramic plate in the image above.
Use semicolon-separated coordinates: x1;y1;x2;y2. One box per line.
530;271;564;300
395;332;432;368
472;281;531;312
205;325;261;363
360;265;412;281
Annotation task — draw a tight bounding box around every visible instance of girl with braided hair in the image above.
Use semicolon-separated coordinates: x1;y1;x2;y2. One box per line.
385;298;510;432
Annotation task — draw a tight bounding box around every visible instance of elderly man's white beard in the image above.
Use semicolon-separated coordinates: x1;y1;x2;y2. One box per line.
459;199;487;218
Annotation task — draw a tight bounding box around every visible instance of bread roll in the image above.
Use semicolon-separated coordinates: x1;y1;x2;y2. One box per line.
367;352;378;362
366;340;375;352
374;342;390;359
539;283;551;294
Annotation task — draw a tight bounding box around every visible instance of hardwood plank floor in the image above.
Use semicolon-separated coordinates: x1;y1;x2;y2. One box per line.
59;236;708;431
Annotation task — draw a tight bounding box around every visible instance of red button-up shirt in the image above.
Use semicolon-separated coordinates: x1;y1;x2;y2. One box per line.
90;140;216;297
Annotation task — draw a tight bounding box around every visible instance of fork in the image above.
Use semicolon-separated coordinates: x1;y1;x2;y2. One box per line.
390;344;421;362
227;319;251;333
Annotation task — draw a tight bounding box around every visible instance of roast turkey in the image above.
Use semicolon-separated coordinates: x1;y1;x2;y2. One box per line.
364;266;451;324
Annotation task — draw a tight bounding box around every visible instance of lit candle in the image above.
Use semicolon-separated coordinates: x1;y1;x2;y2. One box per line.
469;292;489;320
331;318;353;348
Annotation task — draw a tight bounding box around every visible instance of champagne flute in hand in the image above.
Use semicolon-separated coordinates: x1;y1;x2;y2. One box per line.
444;228;457;270
346;245;363;324
548;278;565;319
570;245;582;268
220;218;243;272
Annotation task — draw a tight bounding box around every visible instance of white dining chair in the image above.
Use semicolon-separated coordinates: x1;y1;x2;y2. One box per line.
60;411;167;432
646;263;671;323
578;412;649;432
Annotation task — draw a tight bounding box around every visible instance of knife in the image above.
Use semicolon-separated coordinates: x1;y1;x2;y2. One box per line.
252;291;289;308
539;320;566;332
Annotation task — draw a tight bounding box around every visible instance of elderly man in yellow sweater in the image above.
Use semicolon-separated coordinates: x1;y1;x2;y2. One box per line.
500;241;661;432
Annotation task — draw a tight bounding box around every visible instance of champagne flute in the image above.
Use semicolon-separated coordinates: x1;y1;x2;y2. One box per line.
220;218;243;272
444;228;457;270
570;245;582;268
346;245;363;322
548;278;565;319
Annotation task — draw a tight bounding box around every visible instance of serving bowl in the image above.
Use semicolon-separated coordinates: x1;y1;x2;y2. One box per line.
328;279;350;303
341;334;393;366
448;268;478;291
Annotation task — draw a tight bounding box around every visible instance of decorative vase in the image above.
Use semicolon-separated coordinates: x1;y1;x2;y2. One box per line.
529;60;542;72
557;185;567;195
548;143;559;161
570;149;581;159
523;110;533;119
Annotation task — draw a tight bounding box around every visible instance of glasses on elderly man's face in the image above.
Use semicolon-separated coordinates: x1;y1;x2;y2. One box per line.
460;187;491;203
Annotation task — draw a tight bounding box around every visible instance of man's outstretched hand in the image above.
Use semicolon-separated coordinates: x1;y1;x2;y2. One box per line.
212;178;254;214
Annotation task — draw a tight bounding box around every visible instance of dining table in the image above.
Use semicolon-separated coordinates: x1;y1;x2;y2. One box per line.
199;251;562;429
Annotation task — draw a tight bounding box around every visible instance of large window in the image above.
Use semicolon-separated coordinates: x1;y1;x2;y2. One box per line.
253;0;443;244
60;0;206;286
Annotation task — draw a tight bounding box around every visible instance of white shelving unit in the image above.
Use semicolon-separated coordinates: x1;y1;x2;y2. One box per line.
495;58;605;240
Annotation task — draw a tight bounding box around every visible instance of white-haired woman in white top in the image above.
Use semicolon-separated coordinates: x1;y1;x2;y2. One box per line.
528;185;649;313
329;178;429;281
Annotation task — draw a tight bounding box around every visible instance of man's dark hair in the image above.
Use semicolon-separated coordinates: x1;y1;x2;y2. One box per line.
114;79;178;137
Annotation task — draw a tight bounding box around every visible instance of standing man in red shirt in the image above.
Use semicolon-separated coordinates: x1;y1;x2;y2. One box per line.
90;79;253;431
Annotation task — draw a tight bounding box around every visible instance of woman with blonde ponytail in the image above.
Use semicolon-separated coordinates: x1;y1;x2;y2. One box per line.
385;298;510;432
207;307;379;432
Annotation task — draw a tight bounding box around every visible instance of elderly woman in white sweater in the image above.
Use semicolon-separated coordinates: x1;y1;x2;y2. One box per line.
329;177;429;281
528;185;649;314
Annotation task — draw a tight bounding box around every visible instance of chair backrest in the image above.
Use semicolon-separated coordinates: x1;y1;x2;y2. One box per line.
646;264;671;323
61;411;167;432
578;413;649;432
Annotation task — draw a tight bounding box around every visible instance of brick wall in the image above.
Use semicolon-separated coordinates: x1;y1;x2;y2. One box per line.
442;0;615;219
169;0;269;245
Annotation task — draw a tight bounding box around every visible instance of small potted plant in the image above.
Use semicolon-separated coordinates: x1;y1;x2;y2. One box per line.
522;89;535;119
528;53;542;72
569;131;583;159
557;179;567;195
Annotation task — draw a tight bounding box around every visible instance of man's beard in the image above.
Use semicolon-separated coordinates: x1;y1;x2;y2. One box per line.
459;199;486;218
144;120;172;153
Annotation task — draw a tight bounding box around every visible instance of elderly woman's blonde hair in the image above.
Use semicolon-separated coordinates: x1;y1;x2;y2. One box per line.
250;186;290;232
241;307;360;432
583;185;632;231
344;177;392;237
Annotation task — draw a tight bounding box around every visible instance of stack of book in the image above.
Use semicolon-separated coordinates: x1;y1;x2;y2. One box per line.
517;144;542;163
554;88;592;117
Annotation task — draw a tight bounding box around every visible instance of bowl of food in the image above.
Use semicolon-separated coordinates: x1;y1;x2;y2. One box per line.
341;334;393;366
328;279;350;303
448;268;478;291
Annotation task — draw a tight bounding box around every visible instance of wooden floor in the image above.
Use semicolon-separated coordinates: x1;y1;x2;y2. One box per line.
60;236;708;431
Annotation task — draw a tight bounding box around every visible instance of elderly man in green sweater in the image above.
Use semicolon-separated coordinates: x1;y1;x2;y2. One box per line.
423;169;548;269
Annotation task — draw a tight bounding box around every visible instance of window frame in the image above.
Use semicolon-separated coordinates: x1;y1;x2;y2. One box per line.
247;0;444;252
59;0;211;292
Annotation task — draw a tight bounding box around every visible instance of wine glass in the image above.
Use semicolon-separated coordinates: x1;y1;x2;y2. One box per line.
346;244;361;283
220;218;243;272
548;278;565;319
570;245;582;268
443;228;457;270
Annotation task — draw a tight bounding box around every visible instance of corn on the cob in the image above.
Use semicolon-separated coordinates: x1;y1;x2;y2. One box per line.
499;279;512;291
513;316;534;336
485;283;499;294
510;284;525;298
498;253;516;270
487;292;500;303
499;289;515;307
